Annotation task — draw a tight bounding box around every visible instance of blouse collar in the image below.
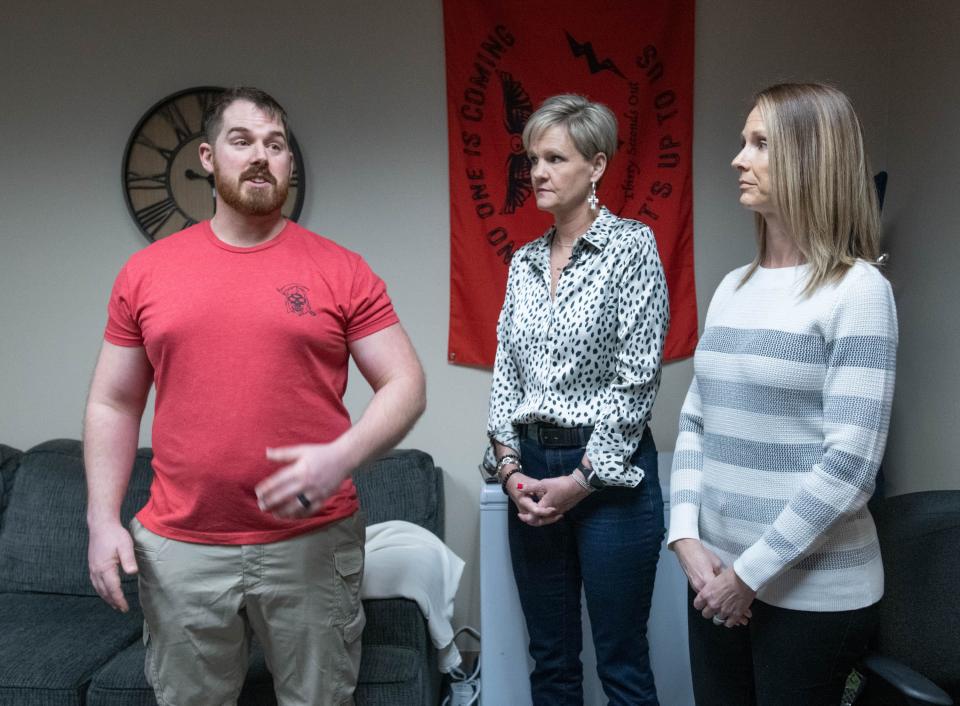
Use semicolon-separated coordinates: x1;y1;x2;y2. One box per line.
521;207;616;272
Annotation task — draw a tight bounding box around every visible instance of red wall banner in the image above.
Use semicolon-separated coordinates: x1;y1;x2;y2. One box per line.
444;0;698;367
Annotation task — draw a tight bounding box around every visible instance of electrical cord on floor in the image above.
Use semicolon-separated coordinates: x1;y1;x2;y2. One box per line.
441;626;481;706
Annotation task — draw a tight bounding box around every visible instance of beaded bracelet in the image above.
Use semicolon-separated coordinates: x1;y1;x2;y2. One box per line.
500;466;521;495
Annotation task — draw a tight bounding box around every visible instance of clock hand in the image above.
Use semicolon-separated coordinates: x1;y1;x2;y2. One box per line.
185;169;215;188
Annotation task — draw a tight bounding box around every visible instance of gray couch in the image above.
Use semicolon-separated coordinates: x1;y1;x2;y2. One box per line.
0;439;444;706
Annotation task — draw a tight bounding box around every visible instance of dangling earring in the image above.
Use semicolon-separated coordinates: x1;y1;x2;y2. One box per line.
587;181;599;210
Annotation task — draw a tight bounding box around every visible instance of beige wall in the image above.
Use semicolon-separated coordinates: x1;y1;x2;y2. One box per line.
0;0;955;630
881;1;960;494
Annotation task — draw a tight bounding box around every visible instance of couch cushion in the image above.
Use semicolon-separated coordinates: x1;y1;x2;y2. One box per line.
0;445;21;524
358;644;419;684
88;638;277;706
361;597;431;652
0;593;142;706
353;449;444;538
88;621;426;706
355;646;423;706
0;440;153;596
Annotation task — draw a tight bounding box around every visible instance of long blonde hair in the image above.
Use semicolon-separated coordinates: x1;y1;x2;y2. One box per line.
742;83;880;293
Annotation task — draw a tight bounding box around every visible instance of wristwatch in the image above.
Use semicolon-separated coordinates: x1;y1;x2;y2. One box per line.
578;463;606;492
496;455;522;495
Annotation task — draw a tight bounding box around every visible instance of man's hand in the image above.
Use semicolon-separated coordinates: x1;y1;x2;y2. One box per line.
694;566;756;628
672;538;724;592
88;522;138;612
256;443;351;519
84;341;151;612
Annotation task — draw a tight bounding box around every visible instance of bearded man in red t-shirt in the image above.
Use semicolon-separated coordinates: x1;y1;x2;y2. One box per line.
83;87;426;706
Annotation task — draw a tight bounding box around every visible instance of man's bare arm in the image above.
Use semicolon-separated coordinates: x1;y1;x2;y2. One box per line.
83;341;153;611
338;322;427;464
256;323;426;517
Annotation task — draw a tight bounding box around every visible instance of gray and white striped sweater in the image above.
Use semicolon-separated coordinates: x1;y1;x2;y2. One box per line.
668;260;897;611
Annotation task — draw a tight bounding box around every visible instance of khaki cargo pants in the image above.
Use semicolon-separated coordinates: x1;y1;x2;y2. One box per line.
131;514;365;706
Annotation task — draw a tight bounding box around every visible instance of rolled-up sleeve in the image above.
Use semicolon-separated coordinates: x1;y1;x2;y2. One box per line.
585;233;669;486
482;262;523;471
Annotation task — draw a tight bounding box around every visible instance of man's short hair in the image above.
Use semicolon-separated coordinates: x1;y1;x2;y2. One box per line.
202;87;290;145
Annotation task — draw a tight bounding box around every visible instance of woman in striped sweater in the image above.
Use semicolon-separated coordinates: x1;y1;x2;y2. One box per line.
668;83;897;705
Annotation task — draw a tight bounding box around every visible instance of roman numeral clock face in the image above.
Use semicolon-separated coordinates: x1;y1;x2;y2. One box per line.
122;87;305;242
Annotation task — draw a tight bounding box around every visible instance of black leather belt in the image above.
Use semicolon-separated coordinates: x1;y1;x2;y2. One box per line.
519;423;594;447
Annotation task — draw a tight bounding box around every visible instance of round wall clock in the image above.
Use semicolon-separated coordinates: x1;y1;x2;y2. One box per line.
122;86;305;242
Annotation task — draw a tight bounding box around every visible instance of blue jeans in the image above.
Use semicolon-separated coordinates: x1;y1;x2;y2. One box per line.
509;427;665;706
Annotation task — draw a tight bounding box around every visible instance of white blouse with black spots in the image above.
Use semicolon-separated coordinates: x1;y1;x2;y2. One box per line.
484;207;670;487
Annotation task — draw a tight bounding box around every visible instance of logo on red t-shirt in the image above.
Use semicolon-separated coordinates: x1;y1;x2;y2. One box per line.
277;283;317;317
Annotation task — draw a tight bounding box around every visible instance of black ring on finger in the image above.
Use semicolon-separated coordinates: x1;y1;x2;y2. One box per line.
296;492;311;509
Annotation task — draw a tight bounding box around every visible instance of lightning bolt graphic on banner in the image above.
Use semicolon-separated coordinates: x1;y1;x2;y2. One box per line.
565;31;625;79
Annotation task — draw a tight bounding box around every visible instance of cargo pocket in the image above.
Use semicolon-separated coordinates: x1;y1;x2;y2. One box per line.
342;602;366;643
334;544;364;627
337;583;366;704
142;620;155;688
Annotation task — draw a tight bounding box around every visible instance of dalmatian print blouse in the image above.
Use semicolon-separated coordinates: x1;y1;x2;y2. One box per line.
484;207;669;487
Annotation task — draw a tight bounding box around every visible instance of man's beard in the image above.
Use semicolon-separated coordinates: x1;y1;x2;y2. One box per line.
214;162;289;216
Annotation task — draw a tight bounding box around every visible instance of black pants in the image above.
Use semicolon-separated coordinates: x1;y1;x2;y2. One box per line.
687;587;877;706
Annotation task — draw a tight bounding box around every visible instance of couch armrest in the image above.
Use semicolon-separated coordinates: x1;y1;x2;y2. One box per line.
354;450;444;539
0;445;21;523
361;598;433;652
861;653;953;705
360;597;441;706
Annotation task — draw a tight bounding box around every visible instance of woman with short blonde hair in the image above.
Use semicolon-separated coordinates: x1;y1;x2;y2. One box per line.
483;94;669;705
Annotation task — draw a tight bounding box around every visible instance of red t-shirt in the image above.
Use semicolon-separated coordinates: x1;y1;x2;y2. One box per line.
105;220;399;544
